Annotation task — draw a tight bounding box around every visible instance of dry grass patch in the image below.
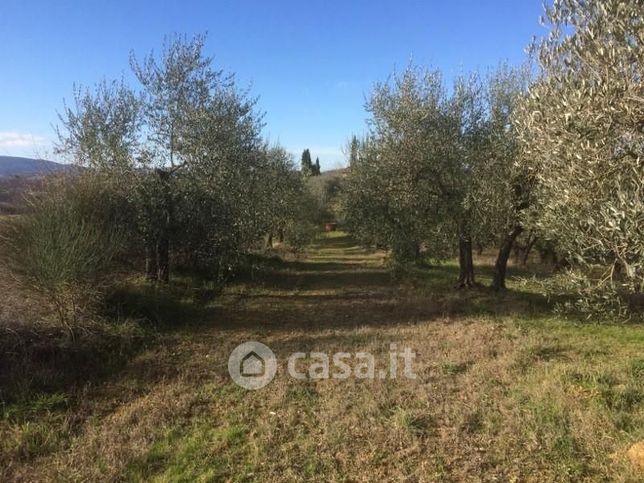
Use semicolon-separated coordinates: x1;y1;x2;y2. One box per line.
1;233;642;481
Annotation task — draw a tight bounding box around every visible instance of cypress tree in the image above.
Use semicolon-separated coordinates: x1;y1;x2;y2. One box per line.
301;149;313;176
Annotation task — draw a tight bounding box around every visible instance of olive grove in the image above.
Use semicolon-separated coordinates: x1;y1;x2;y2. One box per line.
344;65;531;288
344;0;642;315
2;34;314;324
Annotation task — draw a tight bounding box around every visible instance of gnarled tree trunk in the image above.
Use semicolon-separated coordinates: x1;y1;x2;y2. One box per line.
456;233;475;288
492;225;523;291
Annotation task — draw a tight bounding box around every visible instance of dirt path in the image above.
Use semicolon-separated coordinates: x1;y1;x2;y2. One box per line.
5;233;643;482
213;233;445;335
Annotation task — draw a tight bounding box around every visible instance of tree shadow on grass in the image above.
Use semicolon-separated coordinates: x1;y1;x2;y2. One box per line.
0;233;588;407
208;287;558;335
308;234;362;250
209;259;562;334
0;320;150;404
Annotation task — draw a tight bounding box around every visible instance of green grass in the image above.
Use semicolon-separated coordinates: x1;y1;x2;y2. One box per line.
442;361;471;375
2;393;69;422
1;232;643;481
126;419;254;482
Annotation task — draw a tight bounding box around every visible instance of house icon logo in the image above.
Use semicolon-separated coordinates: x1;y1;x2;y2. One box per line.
228;341;277;390
241;351;265;377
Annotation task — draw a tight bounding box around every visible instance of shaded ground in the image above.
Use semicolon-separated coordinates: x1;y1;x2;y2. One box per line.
1;233;643;481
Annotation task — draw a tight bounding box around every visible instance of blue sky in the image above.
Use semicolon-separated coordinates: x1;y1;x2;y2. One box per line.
0;0;544;169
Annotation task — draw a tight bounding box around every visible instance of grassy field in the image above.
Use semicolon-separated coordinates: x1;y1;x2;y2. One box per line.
1;232;643;481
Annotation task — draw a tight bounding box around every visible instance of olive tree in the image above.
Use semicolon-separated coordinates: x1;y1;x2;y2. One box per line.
345;68;457;266
515;0;643;312
345;67;493;284
467;64;533;290
129;33;258;282
446;74;490;287
262;146;317;248
56;34;270;283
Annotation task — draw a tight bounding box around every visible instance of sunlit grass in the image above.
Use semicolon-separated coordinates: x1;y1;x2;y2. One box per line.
1;231;642;481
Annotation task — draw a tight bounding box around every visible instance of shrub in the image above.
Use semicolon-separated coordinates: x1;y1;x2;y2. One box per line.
0;178;123;328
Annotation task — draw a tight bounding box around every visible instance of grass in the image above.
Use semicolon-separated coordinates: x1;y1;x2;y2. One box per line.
125;418;254;482
0;231;642;481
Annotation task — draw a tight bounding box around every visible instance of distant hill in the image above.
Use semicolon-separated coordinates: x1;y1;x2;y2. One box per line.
0;156;73;178
319;167;348;178
0;176;45;214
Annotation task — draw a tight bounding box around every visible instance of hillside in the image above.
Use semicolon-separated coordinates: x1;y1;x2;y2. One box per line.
0;156;72;213
0;177;46;214
0;156;71;178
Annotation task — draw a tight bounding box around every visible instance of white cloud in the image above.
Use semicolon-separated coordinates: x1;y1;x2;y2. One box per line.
0;131;48;148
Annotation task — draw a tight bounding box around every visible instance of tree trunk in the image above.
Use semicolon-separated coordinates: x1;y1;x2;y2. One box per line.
155;168;172;284
456;234;475;288
157;237;169;283
466;238;474;284
521;233;537;266
492;225;523;291
145;243;157;281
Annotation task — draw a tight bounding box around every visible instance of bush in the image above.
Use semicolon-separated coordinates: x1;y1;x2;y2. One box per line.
0;179;123;328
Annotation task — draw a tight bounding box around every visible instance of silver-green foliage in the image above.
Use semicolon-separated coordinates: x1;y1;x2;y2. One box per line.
516;0;643;313
344;66;513;267
55;34;308;281
468;64;532;246
261;146;318;248
344;68;458;263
